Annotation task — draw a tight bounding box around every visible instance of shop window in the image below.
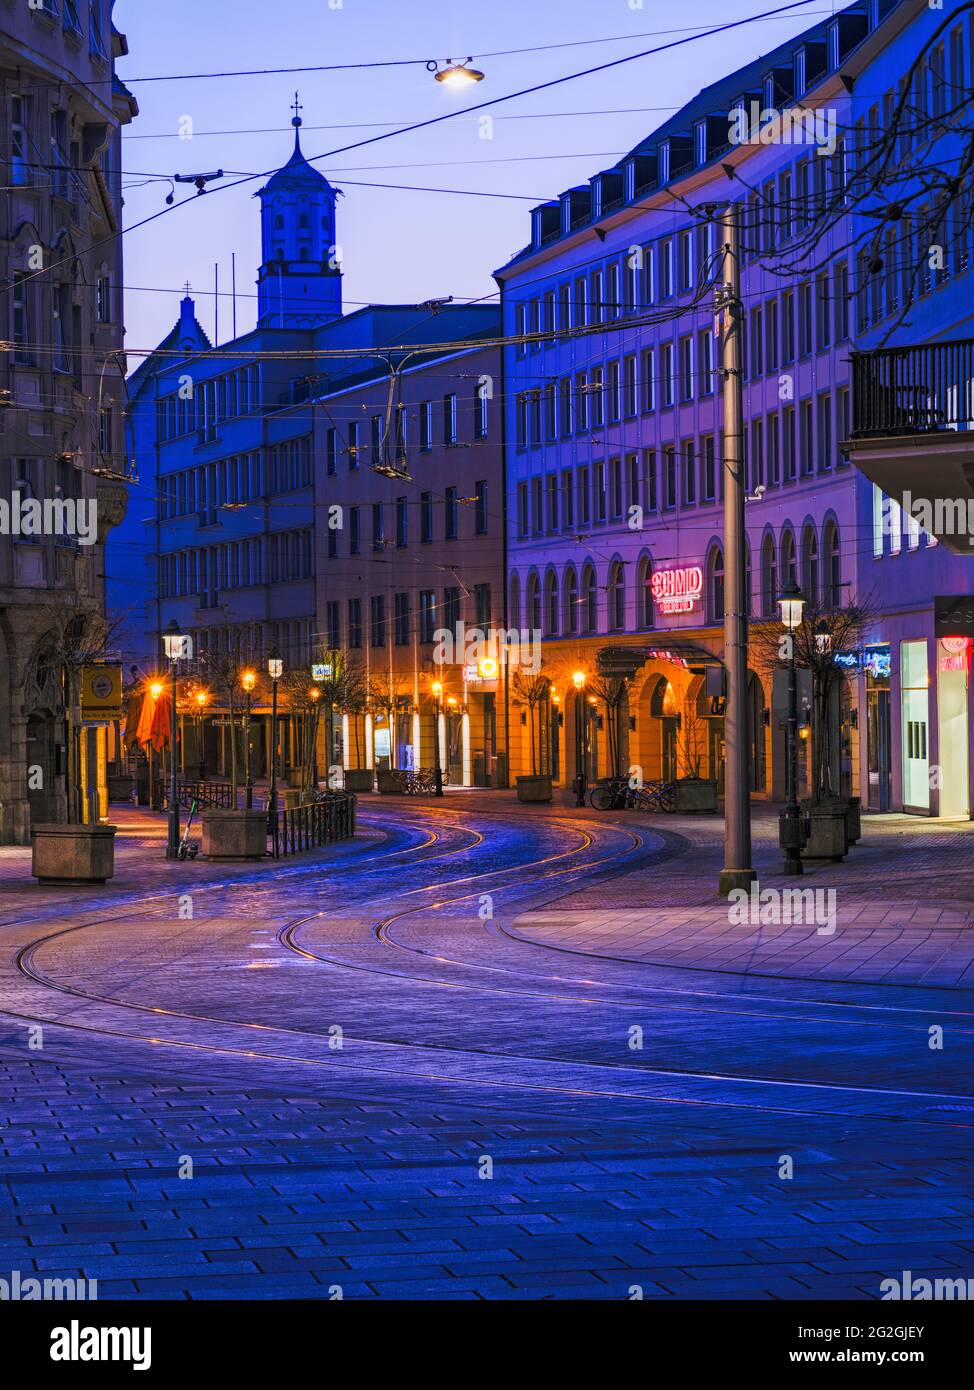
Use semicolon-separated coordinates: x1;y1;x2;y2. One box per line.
901;640;930;810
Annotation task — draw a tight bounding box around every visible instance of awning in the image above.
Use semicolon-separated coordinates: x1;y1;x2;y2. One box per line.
596;643;724;677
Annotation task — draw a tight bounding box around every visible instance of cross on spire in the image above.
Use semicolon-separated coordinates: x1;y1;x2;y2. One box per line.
183;280;192;297
291;91;303;128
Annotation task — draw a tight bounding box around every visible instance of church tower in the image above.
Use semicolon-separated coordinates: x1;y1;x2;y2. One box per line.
256;97;342;329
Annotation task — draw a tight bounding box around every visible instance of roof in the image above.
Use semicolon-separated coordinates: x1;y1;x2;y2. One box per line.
260;120;334;197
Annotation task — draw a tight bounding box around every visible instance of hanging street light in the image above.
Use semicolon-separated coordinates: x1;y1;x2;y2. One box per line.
162;619;188;859
429;58;485;89
572;670;587;808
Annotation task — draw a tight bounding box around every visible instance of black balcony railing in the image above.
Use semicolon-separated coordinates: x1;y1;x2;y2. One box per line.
850;340;974;439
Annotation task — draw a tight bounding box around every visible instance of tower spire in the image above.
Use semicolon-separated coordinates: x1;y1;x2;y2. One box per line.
291;91;303;150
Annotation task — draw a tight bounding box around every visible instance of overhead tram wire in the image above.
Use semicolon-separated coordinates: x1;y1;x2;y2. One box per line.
5;0;823;299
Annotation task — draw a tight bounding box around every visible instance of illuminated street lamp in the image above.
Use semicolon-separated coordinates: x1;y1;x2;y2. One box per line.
431;58;484;88
267;649;283;826
195;689;209;780
162;619;187;859
778;578;807;875
241;670;256;809
572;669;587;808
430;680;444;797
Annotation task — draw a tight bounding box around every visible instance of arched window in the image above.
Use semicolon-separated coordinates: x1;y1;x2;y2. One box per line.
298;213;309;229
823;520;841;607
564;566;579;635
638;555;654;629
761;535;778;617
273;215;284;230
509;574;521;629
780;528;797;586
707;544;724;623
608;561;625;631
526;572;541;632
582;565;598;633
801;525;819;602
544;571;559;636
299;247;309;260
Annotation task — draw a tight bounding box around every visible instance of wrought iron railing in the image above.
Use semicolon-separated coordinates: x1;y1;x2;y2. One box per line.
850;340;974;438
268;792;356;859
171;779;235;809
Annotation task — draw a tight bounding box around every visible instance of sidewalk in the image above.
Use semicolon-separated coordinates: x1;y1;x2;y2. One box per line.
512;807;974;989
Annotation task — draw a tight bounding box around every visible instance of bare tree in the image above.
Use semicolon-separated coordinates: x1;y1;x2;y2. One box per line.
367;668;412;770
201;650;244;801
511;669;552;776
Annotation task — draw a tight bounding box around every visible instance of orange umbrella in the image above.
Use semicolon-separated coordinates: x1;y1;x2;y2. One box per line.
146;690;173;753
123;690;144;748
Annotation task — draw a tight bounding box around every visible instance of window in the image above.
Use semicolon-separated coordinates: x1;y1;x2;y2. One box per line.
641;348;656;412
783;406;796;481
96;275;111;322
560;377;574;435
623;355;638;417
526;574;541;631
798;281;813;356
577;466;590;526
765;300;779;371
371;415;383;467
419;590;436;644
595;462;607;524
833;261;849;342
660;238;673;298
544;383;557;440
823;521;841;607
698;329;714;396
89;2;109;59
394;592;410;646
761;535;778;617
12;273;30;361
544;572;559;636
371;502;385;551
679;336;694;402
532;478;543;534
419;401;432;452
645;450;658;513
800;400;814;476
781;529;797;585
608;561;625;631
638;555;654;628
349;506;360;555
564;567;579;635
348;598;363;649
509;575;521;630
561;470;574;529
443;394;458;446
516;482;528;538
444;486;458;540
702;434;716;502
590;367;604;428
767;414;780;486
816;274;831;351
663;446;677;509
395;496;408;548
683;441;696;506
582;565;598;632
474;583;492;627
678;230;694;290
608;360;621;422
546;473;559;532
750;419;764;489
610;457;623;519
474;479;488;535
781;290;795;363
817;393;833;472
660;343;674;408
475;384;489;438
801;525;819;601
707;545;724;623
325;428;338;476
420;491;434;544
575;374;589;434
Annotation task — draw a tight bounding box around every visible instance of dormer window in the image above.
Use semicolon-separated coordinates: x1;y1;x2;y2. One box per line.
695;122;707;167
795;49;807;98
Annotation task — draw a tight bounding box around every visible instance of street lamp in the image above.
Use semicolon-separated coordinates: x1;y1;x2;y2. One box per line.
162;619;187;859
267;649;283;828
241;670;256;809
430;680;444;797
148;680;163;810
778;578;807;875
431;58;484;88
195;689;209;780
572;669;587;808
308;686;321;789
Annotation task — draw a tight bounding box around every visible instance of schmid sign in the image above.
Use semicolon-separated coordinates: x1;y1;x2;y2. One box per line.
650;565;703;615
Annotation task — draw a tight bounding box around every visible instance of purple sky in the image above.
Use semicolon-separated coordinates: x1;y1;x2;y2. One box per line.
116;0;840;353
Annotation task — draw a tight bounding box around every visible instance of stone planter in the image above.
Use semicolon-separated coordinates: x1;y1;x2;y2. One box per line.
32;823;117;884
201;809;268;860
343;769;374;793
675;778;719;813
516;774;553;803
377;769;404;794
845;795;862;845
801;798;849;862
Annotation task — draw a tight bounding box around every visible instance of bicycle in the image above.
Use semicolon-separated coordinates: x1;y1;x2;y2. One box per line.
588;777;677;813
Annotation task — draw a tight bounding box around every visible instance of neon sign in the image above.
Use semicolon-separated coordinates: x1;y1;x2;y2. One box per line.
650;565;704;615
939;636;970;672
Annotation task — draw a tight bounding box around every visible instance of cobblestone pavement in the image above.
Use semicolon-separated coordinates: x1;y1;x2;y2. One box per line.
0;797;972;1300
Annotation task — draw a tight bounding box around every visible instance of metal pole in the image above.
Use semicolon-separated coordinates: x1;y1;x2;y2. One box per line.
166;660;180;858
718;204;756;895
783;642;803;874
245;688;253;809
269;678;279;825
574;694;586;807
433;695;444;796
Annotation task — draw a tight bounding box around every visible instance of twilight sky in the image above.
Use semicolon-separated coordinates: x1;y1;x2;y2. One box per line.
116;0;840;354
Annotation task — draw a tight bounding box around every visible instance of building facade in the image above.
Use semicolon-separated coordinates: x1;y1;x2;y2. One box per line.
497;0;974;816
111;112;506;787
0;0;136;842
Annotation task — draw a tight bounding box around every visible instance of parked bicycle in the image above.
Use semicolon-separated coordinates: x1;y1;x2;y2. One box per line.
588;777;677;813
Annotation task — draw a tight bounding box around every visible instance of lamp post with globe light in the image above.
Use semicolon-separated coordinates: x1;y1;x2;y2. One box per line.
778;578;807;875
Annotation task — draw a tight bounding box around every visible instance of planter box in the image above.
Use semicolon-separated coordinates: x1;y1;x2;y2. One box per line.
845;795;862;844
675;778;718;813
201;809;268;861
286;768;308;789
32;823;117;884
377;769;404;795
343;769;374;793
107;774;134;803
516;775;553;803
801;799;849;862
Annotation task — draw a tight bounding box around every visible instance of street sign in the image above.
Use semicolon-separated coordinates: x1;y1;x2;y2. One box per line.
81;664;122;719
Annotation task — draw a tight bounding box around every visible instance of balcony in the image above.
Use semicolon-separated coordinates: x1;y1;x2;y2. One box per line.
847;340;974;554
